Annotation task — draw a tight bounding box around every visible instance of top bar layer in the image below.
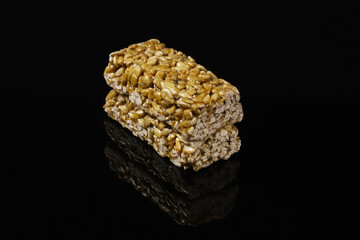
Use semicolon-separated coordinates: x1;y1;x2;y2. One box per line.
104;39;243;140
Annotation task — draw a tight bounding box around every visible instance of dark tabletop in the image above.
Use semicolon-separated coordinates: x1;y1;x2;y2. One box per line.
1;1;359;239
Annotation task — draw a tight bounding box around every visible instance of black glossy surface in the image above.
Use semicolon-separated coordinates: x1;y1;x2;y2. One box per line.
2;96;358;239
2;1;358;239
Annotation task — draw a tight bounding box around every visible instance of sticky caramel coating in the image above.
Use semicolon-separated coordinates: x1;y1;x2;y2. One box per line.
104;39;243;140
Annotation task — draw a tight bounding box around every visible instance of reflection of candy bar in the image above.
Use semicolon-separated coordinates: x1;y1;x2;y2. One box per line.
104;90;241;171
104;116;240;199
104;121;239;226
104;39;243;141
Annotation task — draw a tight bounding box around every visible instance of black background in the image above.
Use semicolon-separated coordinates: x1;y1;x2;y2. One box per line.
1;0;359;239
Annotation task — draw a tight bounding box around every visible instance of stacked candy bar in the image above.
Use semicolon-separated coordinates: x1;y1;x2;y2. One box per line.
104;39;243;171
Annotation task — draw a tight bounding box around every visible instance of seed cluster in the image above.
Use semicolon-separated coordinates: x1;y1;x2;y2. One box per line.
103;39;243;170
105;39;229;110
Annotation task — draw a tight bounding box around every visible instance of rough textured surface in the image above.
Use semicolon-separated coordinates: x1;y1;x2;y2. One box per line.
104;90;241;171
104;39;243;141
105;139;239;227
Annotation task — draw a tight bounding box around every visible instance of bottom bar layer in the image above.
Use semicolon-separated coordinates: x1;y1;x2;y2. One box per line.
104;90;241;171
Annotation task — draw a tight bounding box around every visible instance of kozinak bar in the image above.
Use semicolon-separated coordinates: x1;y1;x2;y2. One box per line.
104;39;243;141
104;90;241;171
